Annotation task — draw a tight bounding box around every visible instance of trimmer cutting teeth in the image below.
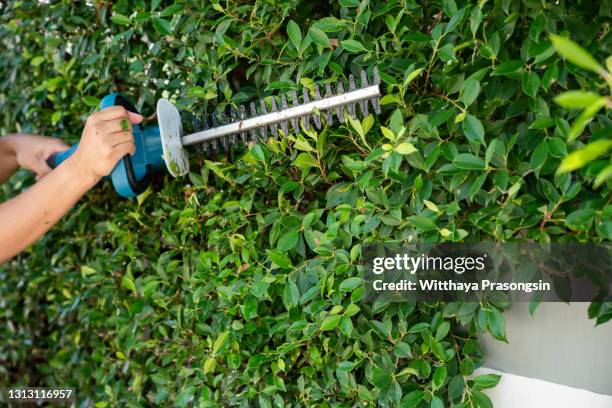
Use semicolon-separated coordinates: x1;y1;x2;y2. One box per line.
47;67;381;198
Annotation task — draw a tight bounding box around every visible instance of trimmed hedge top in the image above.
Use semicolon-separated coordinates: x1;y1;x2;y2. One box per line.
1;0;610;407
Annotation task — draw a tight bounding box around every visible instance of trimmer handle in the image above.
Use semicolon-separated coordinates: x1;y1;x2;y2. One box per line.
45;93;161;198
47;144;78;169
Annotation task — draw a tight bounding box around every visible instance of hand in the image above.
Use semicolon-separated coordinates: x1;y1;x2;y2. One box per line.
68;106;143;182
6;134;70;180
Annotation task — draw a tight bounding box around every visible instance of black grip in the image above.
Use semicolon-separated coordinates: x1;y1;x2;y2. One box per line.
124;158;152;195
46;154;58;169
114;94;137;113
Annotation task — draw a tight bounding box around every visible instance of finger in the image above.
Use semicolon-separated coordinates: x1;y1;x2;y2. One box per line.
97;108;143;124
101;118;133;134
128;111;144;124
95;106;130;121
53;138;70;149
112;140;136;158
110;128;135;143
46;138;70;155
31;157;53;179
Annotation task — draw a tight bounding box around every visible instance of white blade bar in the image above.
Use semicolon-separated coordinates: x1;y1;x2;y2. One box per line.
180;84;380;146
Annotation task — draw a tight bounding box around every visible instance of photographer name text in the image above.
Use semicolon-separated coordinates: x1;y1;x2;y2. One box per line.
372;279;552;293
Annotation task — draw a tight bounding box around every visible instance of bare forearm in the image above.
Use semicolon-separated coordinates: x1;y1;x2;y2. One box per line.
0;156;99;263
0;135;19;183
0;106;141;263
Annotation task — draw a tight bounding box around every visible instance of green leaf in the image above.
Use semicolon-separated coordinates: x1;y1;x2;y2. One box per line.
408;322;430;333
339;0;360;6
394;341;412;358
121;275;137;295
492;60;523;76
430;338;446;361
558;139;612;173
567;98;607;140
160;4;183;16
315;17;346;32
435;321;451;341
565;208;595;230
470;7;482;35
445;6;468;34
432;366;447;390
83;96;101;107
309;26;330;47
337;361;355;371
460;78;480;106
549;34;604;73
408;215;437;231
372;365;393;388
529;117;555;129
30;56;45;67
395;142;417;155
473;374;501;390
267;250;293;269
152;17;172;35
460;357;474;375
287;20;302;51
485;139;497;165
347;114;364;137
283;280;300;308
472;389;494;408
357;385;375;401
529;141;548;170
339;277;362;292
522;71;540;99
203;357;216;374
342;39;366;53
486;307;507;342
448;375;465;400
389;108;404;135
339;315;353;336
381;126;396;142
111;14;131;25
554;91;603;109
320;314;342;331
295;152;319;169
453;153;486;170
212;331;230;354
438;43;456;61
403;67;424;88
430;396;444;408
462;114;485;145
400;390;424;408
277;230;299;252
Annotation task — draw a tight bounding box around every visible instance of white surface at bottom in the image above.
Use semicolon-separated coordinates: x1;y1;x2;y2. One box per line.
476;367;612;408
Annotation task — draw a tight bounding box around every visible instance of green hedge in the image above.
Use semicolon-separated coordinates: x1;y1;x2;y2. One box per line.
1;0;610;406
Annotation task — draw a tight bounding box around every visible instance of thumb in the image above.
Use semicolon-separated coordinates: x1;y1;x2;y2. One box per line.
48;138;70;154
128;111;144;125
32;156;53;179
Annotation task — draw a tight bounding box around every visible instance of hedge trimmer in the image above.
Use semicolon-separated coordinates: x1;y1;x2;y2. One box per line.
48;68;381;197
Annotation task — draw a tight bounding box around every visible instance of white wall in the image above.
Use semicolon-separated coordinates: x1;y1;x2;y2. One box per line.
479;302;612;396
476;367;612;408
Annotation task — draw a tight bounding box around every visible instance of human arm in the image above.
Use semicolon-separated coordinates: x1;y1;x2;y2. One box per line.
0;135;19;183
0;107;143;263
0;136;19;182
0;133;69;183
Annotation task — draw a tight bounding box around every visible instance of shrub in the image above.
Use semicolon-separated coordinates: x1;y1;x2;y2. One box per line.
0;0;610;406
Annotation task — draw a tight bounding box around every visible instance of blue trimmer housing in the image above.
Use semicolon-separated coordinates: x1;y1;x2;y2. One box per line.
48;93;165;198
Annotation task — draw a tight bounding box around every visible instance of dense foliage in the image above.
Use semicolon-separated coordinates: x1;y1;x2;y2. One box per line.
1;0;610;406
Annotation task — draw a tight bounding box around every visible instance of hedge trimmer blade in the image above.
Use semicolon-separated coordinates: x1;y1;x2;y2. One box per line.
158;67;381;177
